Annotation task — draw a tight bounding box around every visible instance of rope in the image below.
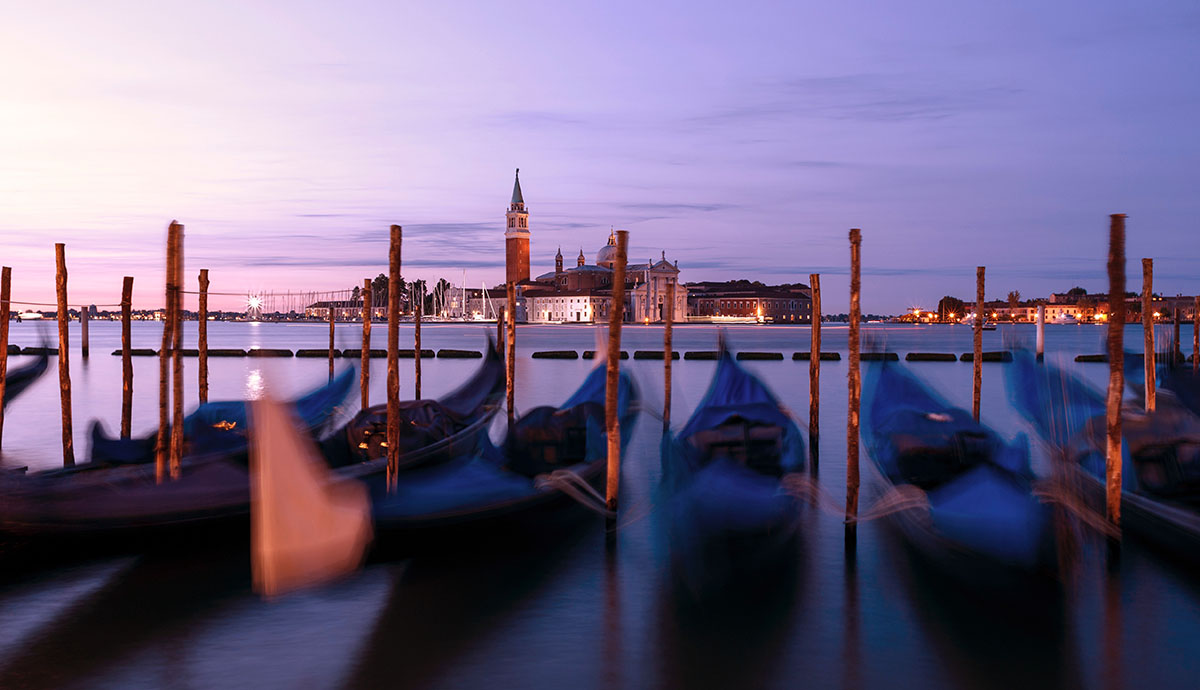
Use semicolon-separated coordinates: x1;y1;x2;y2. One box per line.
779;473;930;524
1032;478;1120;538
534;468;615;519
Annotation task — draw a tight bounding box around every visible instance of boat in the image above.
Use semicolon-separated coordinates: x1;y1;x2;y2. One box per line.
863;358;1057;588
0;341;505;543
365;359;637;548
15;310;43;321
1122;349;1200;417
1051;314;1079;325
1006;349;1200;565
87;366;359;466
2;351;49;407
662;349;806;593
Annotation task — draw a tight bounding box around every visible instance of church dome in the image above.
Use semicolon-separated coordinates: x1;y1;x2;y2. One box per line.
596;230;618;268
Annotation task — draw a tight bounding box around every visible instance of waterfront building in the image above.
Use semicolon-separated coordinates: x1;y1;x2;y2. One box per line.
304;299;386;320
687;281;812;323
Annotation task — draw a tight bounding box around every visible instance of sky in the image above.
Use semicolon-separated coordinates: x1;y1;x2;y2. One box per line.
1;1;1198;313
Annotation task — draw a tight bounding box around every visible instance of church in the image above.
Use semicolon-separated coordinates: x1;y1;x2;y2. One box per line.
503;169;685;324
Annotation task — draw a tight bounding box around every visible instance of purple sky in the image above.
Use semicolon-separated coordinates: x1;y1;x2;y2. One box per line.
2;1;1198;313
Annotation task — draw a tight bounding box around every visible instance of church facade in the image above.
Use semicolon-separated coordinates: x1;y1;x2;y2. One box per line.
503;170;685;324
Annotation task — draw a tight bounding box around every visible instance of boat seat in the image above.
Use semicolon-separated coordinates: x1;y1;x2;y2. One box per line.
507;402;603;477
1133;441;1200;497
691;418;785;476
890;429;991;489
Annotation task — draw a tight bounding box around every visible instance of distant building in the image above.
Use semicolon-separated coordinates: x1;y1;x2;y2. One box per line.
687;281;812;323
304;299;386;320
499;172;684;324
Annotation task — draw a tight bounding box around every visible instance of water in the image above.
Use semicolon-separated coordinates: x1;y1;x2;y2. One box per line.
1;321;1198;689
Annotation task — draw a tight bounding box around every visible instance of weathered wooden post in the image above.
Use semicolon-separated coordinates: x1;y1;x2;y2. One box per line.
361;278;371;410
414;289;423;399
973;267;985;422
328;292;336;381
846;229;862;534
386;225;402;491
80;305;89;358
1036;304;1045;362
1106;214;1127;527
55;243;74;466
1174;307;1182;365
497;307;504;354
663;278;675;433
170;224;185;479
506;282;517;431
809;273;821;471
0;266;9;451
198;269;209;403
121;276;133;438
1142;258;1155;412
156;222;179;482
606;230;629;516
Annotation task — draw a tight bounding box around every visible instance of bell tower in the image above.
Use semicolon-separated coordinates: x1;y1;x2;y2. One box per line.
505;168;530;285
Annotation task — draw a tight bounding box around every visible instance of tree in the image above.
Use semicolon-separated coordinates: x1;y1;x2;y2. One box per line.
938;296;965;323
1007;290;1020;321
1067;286;1087;297
351;285;360;301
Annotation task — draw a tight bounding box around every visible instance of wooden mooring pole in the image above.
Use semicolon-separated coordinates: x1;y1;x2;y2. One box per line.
121;276;133;437
506;282;516;432
1142;258;1155;412
170;224;184;479
415;290;423;399
1036;304;1045;362
0;266;9;452
973;267;985;422
809;273;821;471
157;222;178;482
663;278;675;433
328;292;336;381
1105;214;1127;528
1174;307;1181;364
606;230;629;516
80;305;89;358
361;278;371;410
198;269;209;403
846;229;862;536
55;243;74;466
386;225;402;491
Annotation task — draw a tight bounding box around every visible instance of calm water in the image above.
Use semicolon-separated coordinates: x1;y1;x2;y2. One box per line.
1;321;1198;689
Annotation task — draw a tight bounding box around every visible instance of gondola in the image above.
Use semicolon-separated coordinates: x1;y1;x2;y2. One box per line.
365;360;637;549
1123;349;1200;418
662;349;805;593
87;366;359;466
1007;349;1200;565
1;351;49;408
863;358;1056;588
0;342;504;543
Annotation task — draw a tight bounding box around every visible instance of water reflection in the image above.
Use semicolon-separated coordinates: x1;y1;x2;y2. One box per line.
244;368;264;401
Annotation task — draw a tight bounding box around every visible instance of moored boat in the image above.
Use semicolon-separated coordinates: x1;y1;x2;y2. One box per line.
864;358;1057;589
662;349;806;594
0;342;505;546
1007;349;1200;566
364;359;637;550
1;351;49;408
88;365;359;466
